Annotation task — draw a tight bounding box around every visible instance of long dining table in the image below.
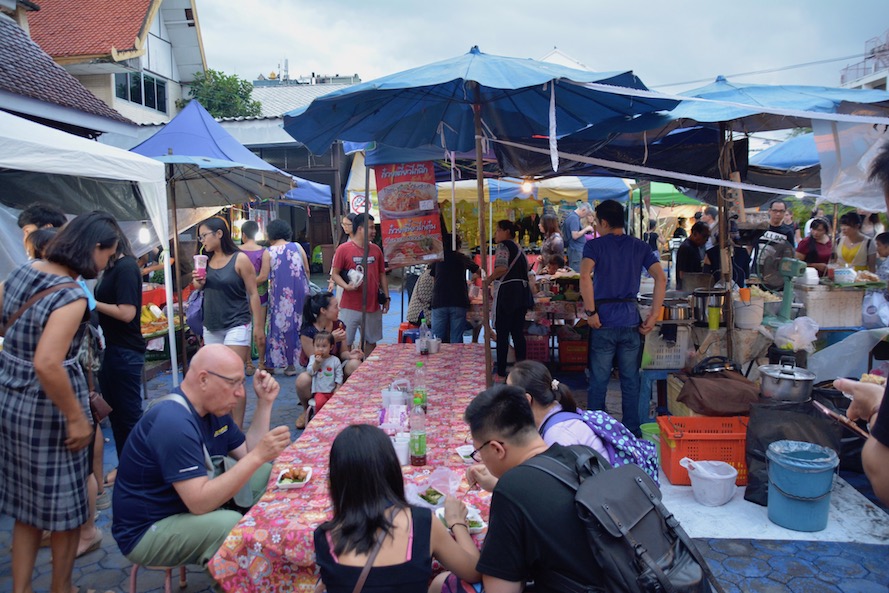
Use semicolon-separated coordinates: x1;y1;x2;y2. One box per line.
208;343;491;592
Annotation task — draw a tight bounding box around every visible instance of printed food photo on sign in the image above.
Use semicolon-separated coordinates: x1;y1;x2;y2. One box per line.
381;214;444;268
378;181;438;217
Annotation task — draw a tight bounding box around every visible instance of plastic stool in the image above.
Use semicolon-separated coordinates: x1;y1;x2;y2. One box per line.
398;321;417;343
401;329;420;344
130;565;188;593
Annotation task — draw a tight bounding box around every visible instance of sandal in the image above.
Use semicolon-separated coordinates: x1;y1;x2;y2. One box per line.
284;365;297;376
295;410;308;430
245;362;256;376
76;528;103;558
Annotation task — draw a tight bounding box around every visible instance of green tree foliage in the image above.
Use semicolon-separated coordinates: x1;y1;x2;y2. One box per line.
176;69;262;118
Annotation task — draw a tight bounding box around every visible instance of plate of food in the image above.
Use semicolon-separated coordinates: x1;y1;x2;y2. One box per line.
378;182;438;217
435;506;487;534
277;466;312;489
455;445;475;464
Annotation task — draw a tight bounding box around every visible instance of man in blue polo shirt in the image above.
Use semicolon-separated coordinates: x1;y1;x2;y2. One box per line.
111;344;291;568
580;200;666;436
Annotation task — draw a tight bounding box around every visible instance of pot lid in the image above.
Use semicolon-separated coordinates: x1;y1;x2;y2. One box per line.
758;363;816;381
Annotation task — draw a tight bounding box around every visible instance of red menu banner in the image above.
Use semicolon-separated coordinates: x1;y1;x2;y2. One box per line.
374;161;443;268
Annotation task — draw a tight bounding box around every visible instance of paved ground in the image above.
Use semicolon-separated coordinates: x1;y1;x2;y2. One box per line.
2;276;888;592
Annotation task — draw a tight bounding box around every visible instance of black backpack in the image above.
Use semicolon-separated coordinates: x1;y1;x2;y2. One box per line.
525;446;725;593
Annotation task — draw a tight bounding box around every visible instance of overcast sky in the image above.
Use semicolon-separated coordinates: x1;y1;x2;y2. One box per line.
197;0;888;92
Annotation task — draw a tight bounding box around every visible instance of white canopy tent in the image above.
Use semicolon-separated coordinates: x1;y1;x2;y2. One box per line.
0;111;182;380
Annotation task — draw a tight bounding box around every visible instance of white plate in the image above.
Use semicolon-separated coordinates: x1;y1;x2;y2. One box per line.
455;445;475;464
277;466;312;489
435;506;486;534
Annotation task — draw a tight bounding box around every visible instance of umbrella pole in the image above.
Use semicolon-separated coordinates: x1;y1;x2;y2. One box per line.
472;96;492;388
170;177;189;378
360;159;370;353
718;124;733;360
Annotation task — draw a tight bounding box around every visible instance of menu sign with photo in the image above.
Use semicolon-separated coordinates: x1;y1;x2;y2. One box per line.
374;161;443;268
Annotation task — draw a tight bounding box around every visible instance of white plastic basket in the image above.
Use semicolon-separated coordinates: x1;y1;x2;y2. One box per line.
642;326;690;369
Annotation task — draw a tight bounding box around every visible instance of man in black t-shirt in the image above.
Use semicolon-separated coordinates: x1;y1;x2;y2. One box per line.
464;385;604;593
675;221;710;290
766;198;796;247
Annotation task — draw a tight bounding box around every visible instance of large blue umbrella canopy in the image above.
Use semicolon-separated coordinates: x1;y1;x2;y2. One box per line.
749;133;818;169
283;46;677;155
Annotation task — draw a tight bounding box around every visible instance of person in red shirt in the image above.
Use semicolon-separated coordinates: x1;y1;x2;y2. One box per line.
794;217;832;276
330;213;389;357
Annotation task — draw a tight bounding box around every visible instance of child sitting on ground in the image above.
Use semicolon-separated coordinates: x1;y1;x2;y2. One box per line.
306;331;343;421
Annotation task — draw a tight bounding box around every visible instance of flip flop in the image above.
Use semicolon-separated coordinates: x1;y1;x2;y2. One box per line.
103;468;117;488
76;528;103;558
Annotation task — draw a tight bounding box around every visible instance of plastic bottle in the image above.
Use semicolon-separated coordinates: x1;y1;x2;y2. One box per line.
413;361;428;412
419;317;432;355
410;395;427;466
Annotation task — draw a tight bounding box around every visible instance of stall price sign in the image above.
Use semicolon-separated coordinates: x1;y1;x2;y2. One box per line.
374;161;443;268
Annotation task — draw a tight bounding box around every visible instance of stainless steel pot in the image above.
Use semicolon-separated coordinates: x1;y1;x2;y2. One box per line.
639;292;691;321
759;358;815;402
692;288;728;324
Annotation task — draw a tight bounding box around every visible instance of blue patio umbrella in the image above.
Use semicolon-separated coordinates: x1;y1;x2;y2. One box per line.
283;47;676;385
284;46;676;155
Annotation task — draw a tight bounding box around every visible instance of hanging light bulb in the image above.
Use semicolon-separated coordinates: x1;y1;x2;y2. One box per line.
138;222;150;245
794;190;805;199
521;179;533;194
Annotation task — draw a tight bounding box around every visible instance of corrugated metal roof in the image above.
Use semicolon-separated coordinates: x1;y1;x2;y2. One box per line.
250;83;353;117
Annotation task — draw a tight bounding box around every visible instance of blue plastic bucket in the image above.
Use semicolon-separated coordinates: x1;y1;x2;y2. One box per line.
766;440;838;532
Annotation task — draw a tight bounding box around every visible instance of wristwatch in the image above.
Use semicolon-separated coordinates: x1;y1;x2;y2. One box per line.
584;308;597;317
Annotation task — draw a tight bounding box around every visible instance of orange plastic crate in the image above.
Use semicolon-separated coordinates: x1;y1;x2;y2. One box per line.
656;416;748;486
558;339;587;370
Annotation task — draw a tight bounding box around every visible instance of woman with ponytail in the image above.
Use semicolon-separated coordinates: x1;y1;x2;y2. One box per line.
294;292;363;428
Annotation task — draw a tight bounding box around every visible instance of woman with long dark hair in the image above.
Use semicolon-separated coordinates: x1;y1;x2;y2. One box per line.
0;211;120;593
192;217;263;427
314;425;480;593
294;291;362;428
265;218;310;377
240;220;270;376
538;213;564;270
484;220;533;380
795;217;833;276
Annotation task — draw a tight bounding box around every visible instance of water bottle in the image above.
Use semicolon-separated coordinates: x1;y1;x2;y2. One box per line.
409;395;427;466
419;317;432;355
413;361;428;412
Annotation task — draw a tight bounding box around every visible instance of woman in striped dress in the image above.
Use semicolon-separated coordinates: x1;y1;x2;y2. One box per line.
0;211;121;593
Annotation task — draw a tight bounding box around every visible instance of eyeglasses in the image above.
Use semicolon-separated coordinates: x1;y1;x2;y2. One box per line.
470;439;503;462
206;369;247;387
198;231;217;241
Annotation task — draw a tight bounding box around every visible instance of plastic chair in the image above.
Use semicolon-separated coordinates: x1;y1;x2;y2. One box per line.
129;565;188;593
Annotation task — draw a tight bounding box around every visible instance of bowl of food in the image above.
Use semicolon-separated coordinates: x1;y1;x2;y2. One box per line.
456;445;475;464
418;486;446;506
435;506;487;534
277;466;312;489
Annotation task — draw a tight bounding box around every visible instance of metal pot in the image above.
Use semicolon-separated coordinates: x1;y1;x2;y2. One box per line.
758;358;816;402
639;291;691;321
692;288;728;324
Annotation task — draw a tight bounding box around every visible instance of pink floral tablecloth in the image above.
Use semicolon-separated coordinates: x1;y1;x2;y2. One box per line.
208;344;491;592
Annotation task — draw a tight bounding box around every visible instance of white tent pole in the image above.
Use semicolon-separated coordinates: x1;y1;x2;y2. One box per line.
450;151;457;250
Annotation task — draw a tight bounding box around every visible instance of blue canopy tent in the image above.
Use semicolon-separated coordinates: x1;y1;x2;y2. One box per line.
749;133;818;170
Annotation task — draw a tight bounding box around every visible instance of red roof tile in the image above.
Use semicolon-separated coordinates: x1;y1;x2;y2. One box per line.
29;0;153;59
0;14;134;124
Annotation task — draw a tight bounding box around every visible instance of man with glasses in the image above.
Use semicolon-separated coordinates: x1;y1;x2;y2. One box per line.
111;344;291;568
464;385;604;592
767;198;796;246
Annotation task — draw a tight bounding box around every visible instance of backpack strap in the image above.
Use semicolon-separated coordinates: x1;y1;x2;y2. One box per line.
0;282;81;337
150;394;215;475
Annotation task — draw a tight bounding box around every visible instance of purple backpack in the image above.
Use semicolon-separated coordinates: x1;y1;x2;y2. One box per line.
539;409;660;484
185;289;203;338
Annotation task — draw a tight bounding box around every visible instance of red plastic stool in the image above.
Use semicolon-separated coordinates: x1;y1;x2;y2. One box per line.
129;565;188;593
402;329;420;344
398;321;417;343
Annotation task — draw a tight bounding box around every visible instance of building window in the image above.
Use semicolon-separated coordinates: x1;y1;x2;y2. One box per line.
115;72;167;113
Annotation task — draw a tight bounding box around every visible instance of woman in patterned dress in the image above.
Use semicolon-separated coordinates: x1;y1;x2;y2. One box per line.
264;219;310;376
0;211;120;593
